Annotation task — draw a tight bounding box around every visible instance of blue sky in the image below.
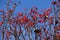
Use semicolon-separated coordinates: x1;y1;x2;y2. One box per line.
0;0;52;12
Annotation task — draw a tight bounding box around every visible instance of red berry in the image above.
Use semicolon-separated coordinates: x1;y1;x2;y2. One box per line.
32;15;37;20
28;21;34;27
39;14;44;18
38;19;44;23
0;10;3;12
6;30;11;37
52;1;57;5
18;12;23;16
57;24;60;30
0;22;3;26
